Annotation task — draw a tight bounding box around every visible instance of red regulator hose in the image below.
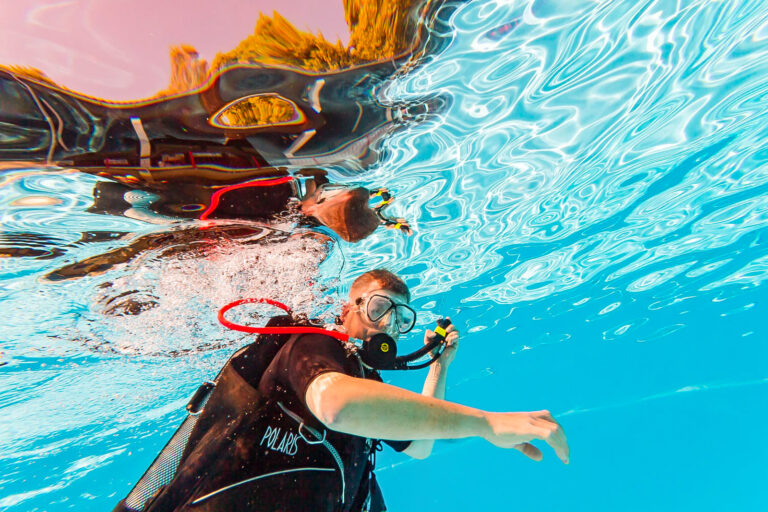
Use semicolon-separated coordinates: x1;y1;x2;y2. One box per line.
218;298;350;342
200;176;294;221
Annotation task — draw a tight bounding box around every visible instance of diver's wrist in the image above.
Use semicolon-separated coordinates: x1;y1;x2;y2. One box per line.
477;411;494;440
424;370;442;390
465;409;492;440
427;361;448;378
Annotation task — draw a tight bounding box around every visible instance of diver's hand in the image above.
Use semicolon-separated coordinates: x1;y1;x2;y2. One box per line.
371;187;390;198
424;318;459;368
482;410;569;464
385;218;412;235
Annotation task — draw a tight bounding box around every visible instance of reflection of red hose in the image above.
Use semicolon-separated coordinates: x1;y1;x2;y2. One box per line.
200;176;294;221
218;298;350;341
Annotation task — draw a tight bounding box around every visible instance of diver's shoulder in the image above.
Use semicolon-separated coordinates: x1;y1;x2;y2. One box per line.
264;314;295;328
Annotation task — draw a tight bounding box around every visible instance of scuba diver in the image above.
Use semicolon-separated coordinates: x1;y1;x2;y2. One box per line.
114;269;570;512
43;171;411;283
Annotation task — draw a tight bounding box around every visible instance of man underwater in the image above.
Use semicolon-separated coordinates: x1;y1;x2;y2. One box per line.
115;269;569;511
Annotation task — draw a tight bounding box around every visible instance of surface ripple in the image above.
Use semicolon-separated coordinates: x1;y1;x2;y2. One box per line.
362;0;768;316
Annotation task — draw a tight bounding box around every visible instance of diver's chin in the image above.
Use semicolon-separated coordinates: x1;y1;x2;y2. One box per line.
365;328;398;343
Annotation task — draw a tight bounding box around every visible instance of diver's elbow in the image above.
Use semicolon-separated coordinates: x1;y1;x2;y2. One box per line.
314;403;343;429
409;449;431;460
404;441;433;460
305;372;351;428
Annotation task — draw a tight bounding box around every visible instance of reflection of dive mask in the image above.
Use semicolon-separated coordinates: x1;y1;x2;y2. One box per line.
358;318;452;371
315;184;352;204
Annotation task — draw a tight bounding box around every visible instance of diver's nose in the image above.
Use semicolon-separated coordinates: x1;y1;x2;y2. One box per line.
379;310;400;338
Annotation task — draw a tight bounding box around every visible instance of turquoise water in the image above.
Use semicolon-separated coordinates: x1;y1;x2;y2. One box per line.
2;0;768;510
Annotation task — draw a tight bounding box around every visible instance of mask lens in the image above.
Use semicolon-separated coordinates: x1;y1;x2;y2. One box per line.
395;305;416;334
365;295;416;334
316;185;348;203
366;295;393;322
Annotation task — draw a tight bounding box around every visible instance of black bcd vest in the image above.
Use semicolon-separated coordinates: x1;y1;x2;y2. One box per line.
114;316;387;512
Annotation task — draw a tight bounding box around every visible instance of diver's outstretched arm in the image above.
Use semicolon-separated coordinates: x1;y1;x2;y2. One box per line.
305;372;570;464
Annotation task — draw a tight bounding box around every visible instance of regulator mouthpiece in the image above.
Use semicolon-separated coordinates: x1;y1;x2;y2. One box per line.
359;333;398;370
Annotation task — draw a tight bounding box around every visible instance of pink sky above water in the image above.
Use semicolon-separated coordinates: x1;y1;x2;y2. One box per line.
0;0;350;101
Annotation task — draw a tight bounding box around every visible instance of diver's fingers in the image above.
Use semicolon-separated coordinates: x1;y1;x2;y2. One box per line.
385;221;412;235
424;330;439;350
554;427;570;464
531;412;569;464
395;219;413;235
513;443;543;461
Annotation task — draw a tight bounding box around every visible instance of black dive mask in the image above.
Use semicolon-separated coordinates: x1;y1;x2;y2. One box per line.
358;318;452;371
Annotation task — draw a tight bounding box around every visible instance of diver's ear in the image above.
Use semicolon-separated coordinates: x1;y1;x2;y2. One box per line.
340;302;351;321
299;198;318;216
